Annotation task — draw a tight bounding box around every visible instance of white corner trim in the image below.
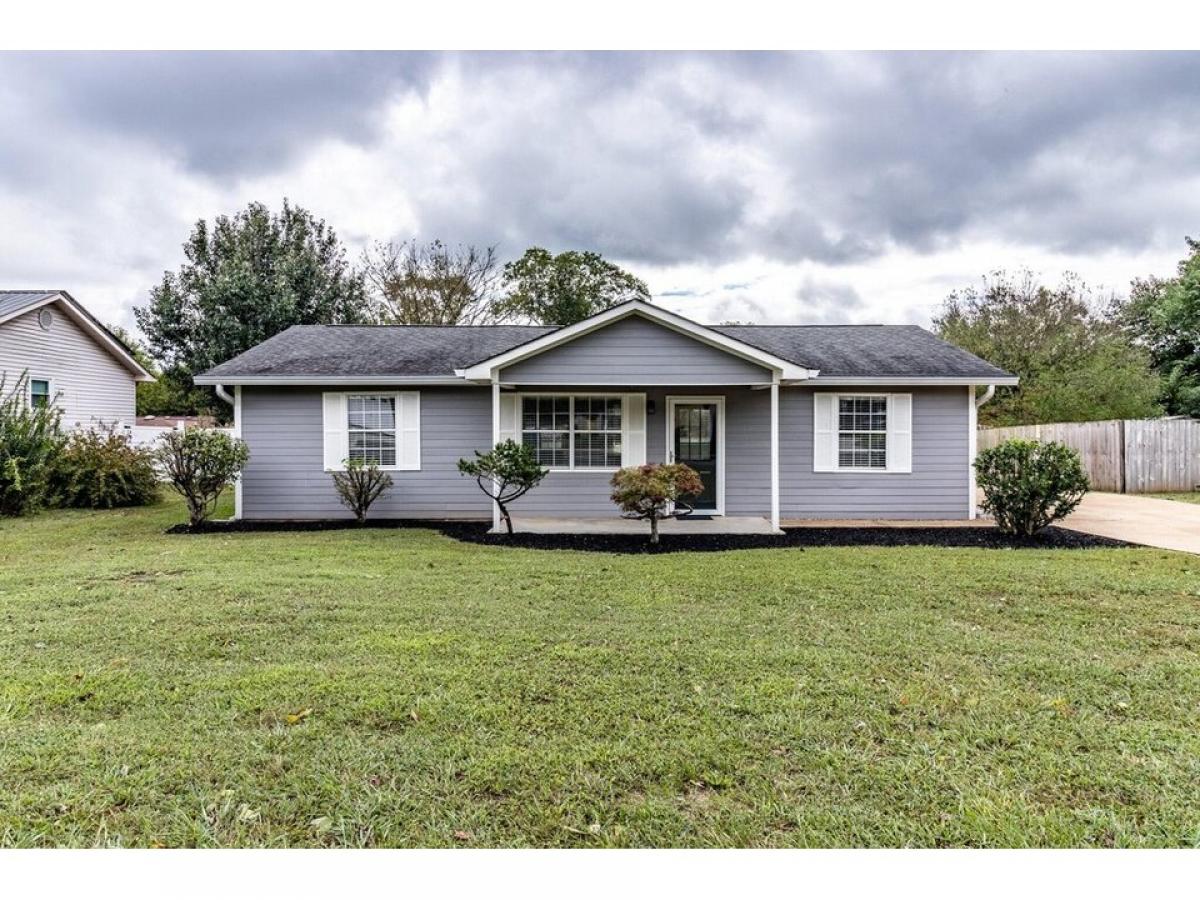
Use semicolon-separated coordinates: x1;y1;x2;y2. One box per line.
233;385;243;521
967;385;978;520
491;376;501;532
456;300;817;382
770;373;780;530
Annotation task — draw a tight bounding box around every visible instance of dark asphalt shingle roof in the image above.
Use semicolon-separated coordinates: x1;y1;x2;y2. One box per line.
201;325;557;378
713;324;1011;379
200;318;1011;380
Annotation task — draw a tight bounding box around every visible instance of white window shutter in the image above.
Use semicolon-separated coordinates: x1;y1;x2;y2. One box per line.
398;391;421;470
498;394;520;445
813;392;836;472
322;392;348;471
622;394;646;467
887;393;913;473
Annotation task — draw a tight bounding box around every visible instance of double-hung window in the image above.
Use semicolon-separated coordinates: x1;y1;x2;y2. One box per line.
814;392;912;474
837;395;887;469
347;394;397;467
29;378;51;409
521;395;623;470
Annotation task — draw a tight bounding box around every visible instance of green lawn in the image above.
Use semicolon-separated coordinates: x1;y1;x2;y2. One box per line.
2;497;1199;848
1153;492;1200;504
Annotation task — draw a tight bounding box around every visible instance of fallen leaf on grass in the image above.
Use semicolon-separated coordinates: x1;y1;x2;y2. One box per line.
285;708;313;725
453;830;473;842
310;816;334;835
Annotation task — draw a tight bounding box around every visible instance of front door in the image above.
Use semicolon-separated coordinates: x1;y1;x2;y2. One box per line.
669;399;721;513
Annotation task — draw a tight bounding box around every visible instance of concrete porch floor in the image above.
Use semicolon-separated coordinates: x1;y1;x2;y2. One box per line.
495;515;782;535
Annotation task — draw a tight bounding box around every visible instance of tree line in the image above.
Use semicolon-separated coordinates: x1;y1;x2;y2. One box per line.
934;241;1199;425
126;200;651;417
120;198;1199;426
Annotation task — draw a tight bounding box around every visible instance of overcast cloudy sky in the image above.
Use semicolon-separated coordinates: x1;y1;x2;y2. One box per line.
2;51;1198;332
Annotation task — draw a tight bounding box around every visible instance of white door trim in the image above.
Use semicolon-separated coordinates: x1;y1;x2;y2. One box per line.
665;395;726;516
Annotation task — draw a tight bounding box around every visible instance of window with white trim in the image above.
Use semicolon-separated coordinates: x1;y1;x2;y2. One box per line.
347;394;397;466
837;395;887;469
521;395;623;469
29;378;51;409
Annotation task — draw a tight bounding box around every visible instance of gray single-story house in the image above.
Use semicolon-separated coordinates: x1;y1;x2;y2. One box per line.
195;299;1016;529
1;290;154;429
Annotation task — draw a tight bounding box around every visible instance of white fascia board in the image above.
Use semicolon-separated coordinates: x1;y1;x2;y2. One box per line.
0;293;156;381
192;374;466;386
804;375;1019;386
455;300;817;381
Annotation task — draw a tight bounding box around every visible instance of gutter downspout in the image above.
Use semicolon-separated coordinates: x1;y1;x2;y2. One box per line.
968;385;997;520
975;384;996;409
213;384;242;520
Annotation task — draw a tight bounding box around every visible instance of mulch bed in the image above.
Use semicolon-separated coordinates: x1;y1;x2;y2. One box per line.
169;518;1131;554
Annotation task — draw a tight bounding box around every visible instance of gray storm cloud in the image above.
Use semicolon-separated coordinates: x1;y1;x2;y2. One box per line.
0;51;1197;328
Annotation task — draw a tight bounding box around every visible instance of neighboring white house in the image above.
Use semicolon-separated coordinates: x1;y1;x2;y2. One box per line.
0;290;154;429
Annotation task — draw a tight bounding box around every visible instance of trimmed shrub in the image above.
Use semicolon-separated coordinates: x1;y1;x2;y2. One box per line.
457;440;548;534
975;438;1090;537
52;426;160;509
610;463;704;544
331;459;393;523
154;428;249;527
0;373;65;517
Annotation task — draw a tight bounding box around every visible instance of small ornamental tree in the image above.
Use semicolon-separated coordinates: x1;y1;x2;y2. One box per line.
975;438;1090;537
154;428;249;527
457;439;548;534
331;458;394;524
0;373;65;517
610;463;704;545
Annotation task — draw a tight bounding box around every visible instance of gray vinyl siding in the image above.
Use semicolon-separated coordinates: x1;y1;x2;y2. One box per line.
241;386;495;519
500;316;771;385
0;303;136;428
239;384;970;521
780;386;970;519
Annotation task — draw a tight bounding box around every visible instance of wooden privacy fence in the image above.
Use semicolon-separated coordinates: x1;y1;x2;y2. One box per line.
977;418;1200;494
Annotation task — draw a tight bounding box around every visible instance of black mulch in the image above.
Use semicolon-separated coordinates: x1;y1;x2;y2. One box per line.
169;518;1132;554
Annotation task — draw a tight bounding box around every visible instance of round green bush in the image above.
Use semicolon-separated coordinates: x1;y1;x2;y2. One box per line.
975;438;1090;537
53;427;160;509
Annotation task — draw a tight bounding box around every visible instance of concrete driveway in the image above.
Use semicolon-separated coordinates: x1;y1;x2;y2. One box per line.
1062;492;1200;554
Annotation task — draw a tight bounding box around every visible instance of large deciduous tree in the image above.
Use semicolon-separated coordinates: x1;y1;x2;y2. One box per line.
934;271;1161;426
362;239;502;325
496;247;651;325
1113;237;1200;417
134;200;373;415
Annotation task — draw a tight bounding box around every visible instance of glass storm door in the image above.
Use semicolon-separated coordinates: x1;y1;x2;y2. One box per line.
671;402;719;512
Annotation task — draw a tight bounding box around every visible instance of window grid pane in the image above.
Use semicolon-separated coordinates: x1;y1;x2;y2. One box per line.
30;379;50;408
348;394;397;466
522;395;623;469
836;396;887;469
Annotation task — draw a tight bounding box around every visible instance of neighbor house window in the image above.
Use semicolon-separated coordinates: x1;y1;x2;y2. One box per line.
521;395;623;469
837;395;887;469
347;394;397;466
29;378;51;409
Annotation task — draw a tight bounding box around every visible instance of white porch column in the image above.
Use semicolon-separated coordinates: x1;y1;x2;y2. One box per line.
491;375;501;531
770;374;780;531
